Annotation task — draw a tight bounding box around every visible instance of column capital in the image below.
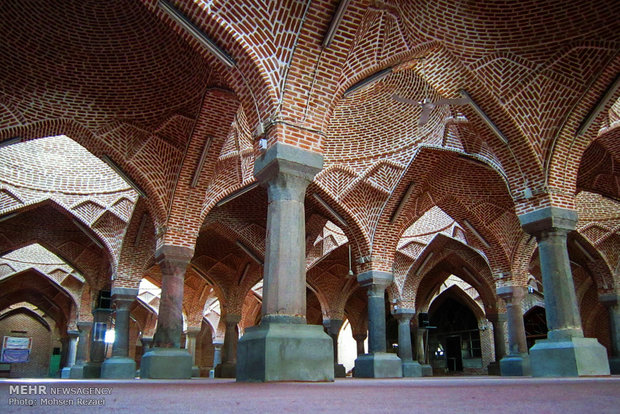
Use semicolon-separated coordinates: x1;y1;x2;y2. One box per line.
155;245;194;267
224;314;242;324
76;321;92;332
393;308;415;322
67;330;80;338
519;207;577;236
323;319;344;335
599;294;620;307
185;327;202;336
111;287;138;307
353;333;367;341
254;142;323;184
357;270;393;290
497;286;527;302
486;312;507;323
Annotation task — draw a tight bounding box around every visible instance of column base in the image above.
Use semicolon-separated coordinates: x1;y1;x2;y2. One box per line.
60;367;72;379
402;360;423;377
215;362;236;378
500;354;531;376
609;356;620;375
421;364;433;376
353;353;402;378
82;362;102;378
140;347;192;379
101;357;136;379
487;361;501;376
69;364;85;379
192;366;201;377
530;337;610;377
335;364;346;378
236;322;334;382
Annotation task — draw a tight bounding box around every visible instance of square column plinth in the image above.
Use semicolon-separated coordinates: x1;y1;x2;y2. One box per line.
354;353;402;378
140;348;192;379
530;337;610;377
236;322;334;382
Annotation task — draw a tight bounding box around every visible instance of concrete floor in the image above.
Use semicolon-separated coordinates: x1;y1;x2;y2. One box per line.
1;377;619;413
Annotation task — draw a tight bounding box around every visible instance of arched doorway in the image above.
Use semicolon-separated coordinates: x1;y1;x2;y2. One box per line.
428;288;482;374
524;306;548;349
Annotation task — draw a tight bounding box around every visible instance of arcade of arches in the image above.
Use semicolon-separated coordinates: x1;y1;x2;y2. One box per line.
0;0;619;381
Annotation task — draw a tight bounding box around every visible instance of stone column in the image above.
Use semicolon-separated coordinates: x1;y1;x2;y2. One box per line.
415;327;433;376
497;287;531;376
215;314;240;378
353;333;366;356
323;319;346;377
83;308;112;378
394;309;422;377
69;322;91;378
185;327;201;377
61;330;79;378
519;207;609;376
212;340;223;367
140;245;194;379
354;271;401;378
102;287;138;378
600;294;620;374
236;143;333;382
486;313;507;375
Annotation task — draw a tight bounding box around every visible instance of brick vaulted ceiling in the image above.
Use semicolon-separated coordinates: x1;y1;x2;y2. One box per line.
0;1;619;306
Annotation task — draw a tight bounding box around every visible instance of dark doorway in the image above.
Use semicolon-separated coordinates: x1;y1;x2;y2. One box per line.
446;336;463;372
524;306;548;349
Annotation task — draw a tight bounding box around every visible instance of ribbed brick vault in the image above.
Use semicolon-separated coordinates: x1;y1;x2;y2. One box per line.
0;0;619;372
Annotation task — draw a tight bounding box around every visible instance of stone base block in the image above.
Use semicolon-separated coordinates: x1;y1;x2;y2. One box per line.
215;362;236;378
354;353;402;378
335;364;346;378
236;322;334;382
402;360;423;377
61;367;71;379
69;364;85;379
609;357;620;375
500;354;531;376
487;361;501;376
82;362;102;378
101;357;136;379
140;348;192;379
192;366;201;377
421;364;433;376
530;337;610;377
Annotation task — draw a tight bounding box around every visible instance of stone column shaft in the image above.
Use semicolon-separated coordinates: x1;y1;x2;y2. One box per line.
394;310;414;361
488;313;507;361
111;289;138;358
75;323;91;365
90;308;111;364
261;173;309;323
185;327;201;364
153;246;193;348
66;331;79;368
213;342;223;367
600;294;620;374
353;334;366;356
498;287;528;355
222;315;241;364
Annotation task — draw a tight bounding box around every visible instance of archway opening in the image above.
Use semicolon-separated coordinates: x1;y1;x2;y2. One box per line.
524;306;548;350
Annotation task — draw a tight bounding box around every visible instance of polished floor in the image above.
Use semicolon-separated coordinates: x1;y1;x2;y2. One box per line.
1;376;619;413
